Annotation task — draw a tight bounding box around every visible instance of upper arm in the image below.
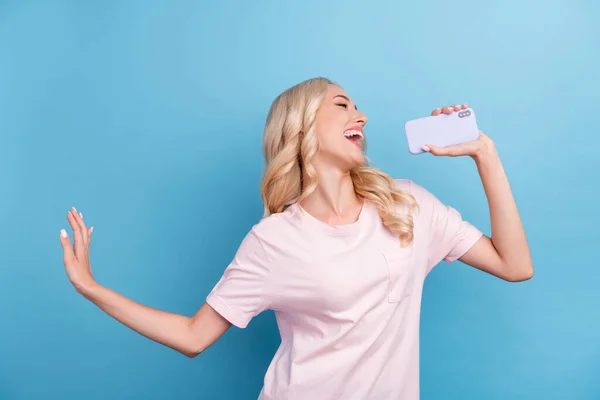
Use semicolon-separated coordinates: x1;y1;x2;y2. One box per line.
205;228;274;328
178;227;273;358
459;235;522;281
401;179;484;273
403;180;519;281
187;302;232;357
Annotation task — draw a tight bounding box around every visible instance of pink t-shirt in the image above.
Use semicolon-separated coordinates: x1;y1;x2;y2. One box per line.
206;179;483;399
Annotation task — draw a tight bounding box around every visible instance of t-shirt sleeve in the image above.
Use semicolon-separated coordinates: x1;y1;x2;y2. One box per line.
405;180;484;273
206;228;273;328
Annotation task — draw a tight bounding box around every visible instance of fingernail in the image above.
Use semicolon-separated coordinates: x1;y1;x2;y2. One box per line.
90;226;94;233
60;229;68;238
72;207;77;212
79;212;83;219
422;145;430;152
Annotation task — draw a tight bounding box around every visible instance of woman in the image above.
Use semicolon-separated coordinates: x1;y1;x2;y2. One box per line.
59;77;533;399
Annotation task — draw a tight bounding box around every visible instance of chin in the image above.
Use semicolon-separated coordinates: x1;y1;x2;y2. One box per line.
344;152;365;171
352;145;366;163
353;153;365;166
318;145;365;171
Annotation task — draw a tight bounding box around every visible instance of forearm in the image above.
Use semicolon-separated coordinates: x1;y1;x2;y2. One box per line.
474;146;533;277
80;283;200;357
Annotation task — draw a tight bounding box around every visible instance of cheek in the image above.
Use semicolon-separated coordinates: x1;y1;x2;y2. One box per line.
316;127;342;151
315;116;344;147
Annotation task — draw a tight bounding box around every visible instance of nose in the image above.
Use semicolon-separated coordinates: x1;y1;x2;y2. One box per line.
353;109;368;127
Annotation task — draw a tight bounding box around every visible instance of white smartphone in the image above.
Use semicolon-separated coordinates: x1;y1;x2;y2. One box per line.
404;108;479;155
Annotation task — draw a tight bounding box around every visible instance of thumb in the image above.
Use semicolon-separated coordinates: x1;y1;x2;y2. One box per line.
59;229;76;264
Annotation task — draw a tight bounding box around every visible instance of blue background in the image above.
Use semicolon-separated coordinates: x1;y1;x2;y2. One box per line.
1;0;598;399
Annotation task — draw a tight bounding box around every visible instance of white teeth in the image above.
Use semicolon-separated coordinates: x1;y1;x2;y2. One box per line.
343;130;363;139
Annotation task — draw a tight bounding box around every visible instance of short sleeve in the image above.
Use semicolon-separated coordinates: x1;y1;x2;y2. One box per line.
405;180;484;272
206;228;272;328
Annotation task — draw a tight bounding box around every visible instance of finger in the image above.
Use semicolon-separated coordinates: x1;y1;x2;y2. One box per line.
422;144;442;155
451;104;461;111
88;226;94;244
442;106;453;115
59;228;75;265
67;209;86;259
71;207;89;246
461;103;469;109
423;144;458;157
431;108;442;116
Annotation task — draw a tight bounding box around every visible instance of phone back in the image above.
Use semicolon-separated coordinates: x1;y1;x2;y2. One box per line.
404;108;479;154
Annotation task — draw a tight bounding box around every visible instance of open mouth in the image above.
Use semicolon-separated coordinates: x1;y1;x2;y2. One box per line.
343;129;364;148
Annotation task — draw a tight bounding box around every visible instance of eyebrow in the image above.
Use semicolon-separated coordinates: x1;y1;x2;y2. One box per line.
333;94;358;110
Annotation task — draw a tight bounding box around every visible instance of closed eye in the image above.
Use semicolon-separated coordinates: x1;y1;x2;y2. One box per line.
333;94;358;110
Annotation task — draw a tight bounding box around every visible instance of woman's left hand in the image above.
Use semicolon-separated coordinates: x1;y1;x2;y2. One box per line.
424;104;496;160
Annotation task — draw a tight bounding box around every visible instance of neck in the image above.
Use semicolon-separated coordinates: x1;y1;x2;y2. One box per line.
300;165;362;225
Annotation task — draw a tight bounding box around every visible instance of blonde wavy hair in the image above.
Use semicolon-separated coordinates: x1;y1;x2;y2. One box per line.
260;77;418;246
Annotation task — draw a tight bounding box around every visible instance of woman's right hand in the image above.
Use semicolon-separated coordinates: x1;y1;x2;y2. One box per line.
60;207;96;294
58;206;231;357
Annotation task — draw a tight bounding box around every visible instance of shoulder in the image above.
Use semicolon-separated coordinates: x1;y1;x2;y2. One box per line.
251;205;296;239
232;213;289;270
392;178;436;205
392;178;411;191
242;205;300;256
